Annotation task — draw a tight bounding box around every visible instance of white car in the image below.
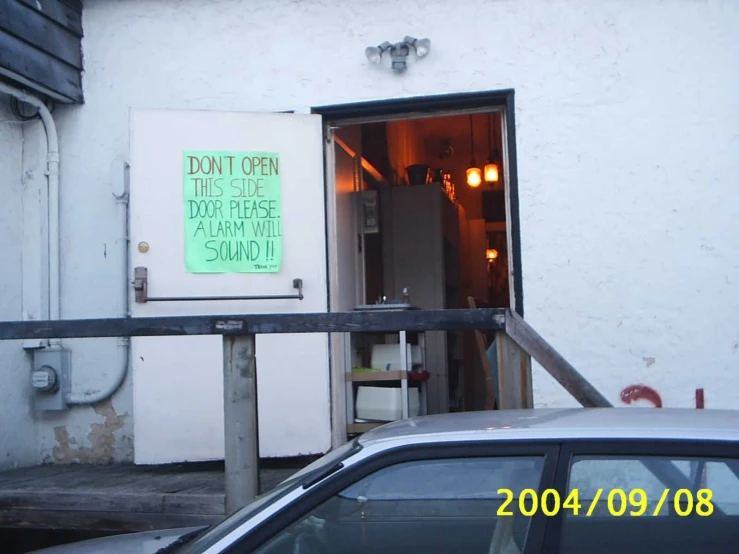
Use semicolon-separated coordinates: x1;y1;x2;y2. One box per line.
32;408;739;554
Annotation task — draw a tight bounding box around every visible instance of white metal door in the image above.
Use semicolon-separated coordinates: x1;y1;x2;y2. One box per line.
129;108;330;464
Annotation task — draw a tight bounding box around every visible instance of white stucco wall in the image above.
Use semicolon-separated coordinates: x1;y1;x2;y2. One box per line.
0;101;37;468
1;0;737;465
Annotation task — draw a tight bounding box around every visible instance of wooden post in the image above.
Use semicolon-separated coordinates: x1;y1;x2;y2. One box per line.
495;332;533;409
222;334;259;515
467;297;497;410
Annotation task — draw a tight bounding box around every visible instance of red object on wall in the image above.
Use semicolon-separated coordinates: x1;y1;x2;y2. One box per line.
408;371;430;382
620;384;663;408
696;388;705;409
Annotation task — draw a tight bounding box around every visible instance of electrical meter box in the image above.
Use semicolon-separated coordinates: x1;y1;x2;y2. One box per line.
31;347;71;411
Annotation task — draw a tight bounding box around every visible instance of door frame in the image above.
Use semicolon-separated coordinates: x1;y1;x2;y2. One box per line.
323;135;365;449
313;89;524;448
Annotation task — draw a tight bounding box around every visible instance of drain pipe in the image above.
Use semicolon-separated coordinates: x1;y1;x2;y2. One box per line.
0;82;60;338
66;162;131;405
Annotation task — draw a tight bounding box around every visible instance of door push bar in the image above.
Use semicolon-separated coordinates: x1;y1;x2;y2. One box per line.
133;267;304;304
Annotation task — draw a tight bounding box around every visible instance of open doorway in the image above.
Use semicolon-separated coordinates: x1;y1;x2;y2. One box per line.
319;94;521;436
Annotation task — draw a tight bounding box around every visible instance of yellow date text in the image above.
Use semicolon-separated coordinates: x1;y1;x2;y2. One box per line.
496;488;714;517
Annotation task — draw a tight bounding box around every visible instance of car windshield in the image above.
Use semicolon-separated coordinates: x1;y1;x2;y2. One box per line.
177;439;362;554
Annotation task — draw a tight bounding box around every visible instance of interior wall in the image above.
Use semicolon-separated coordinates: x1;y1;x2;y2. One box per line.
487;231;511;307
467;219;489;303
0;99;37;469
384;113;503;295
388;115;501;303
406;113;503;221
335;125;363;305
336;126;362;159
385;120;426;184
356;113;509;413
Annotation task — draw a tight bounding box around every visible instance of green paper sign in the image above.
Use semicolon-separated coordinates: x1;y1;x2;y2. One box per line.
183;151;282;273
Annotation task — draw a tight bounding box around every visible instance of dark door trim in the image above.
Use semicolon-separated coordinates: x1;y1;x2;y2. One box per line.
312;89;525;316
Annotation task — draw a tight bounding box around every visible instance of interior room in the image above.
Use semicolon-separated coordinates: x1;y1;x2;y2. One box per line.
333;110;512;434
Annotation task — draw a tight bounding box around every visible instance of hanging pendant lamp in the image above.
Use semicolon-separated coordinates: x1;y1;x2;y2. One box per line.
466;115;482;188
484;112;500;185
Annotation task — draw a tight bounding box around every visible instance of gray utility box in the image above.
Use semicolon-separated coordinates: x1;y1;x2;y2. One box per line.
32;347;72;411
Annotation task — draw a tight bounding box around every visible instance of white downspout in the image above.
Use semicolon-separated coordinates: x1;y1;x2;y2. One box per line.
0;82;60;339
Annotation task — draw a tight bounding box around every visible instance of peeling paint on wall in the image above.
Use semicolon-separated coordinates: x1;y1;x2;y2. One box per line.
52;399;129;464
620;384;663;408
620;385;708;410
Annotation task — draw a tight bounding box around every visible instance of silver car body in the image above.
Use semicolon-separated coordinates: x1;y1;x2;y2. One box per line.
28;527;205;554
29;408;739;553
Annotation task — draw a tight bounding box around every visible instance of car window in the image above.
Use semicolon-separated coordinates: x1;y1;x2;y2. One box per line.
179;439;362;554
251;456;545;554
561;454;739;554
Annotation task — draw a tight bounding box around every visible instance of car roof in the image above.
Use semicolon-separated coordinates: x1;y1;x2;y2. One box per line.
357;408;739;448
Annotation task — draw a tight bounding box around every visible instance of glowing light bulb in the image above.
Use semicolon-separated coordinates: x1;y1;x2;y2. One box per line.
484;162;499;183
466;166;482;187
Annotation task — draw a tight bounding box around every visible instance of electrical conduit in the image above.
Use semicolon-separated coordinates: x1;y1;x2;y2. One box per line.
0;82;59;329
66;162;131;405
1;82;130;405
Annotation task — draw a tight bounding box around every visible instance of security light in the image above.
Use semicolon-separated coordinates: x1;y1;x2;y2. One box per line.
389;41;411;71
365;41;392;65
404;36;431;58
365;36;431;72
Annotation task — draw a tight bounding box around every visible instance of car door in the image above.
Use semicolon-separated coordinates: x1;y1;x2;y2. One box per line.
223;441;560;554
542;439;739;554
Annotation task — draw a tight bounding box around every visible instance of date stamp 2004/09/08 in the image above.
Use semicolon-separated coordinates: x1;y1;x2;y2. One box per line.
496;488;714;517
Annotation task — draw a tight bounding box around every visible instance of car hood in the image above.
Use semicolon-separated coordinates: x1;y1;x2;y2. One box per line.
28;526;207;554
